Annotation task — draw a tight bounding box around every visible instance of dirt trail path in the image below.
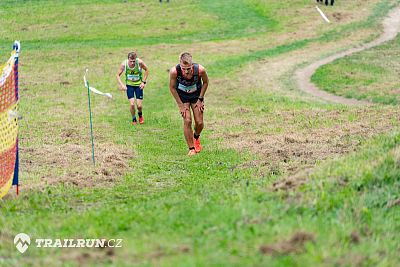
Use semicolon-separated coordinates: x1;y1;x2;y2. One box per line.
295;6;400;105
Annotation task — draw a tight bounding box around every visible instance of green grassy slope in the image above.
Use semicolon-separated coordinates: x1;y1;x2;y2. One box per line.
1;0;399;266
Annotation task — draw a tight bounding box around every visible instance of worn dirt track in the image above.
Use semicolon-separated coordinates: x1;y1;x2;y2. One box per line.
295;6;400;105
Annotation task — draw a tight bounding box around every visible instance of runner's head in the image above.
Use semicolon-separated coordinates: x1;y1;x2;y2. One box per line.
128;51;137;66
179;52;193;75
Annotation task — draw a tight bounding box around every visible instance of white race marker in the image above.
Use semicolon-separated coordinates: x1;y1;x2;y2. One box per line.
316;6;330;23
84;69;112;99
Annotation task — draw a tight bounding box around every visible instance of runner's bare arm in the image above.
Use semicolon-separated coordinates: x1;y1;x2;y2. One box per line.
199;65;209;98
138;60;149;89
116;64;127;90
169;67;188;117
140;59;149;83
169;68;182;105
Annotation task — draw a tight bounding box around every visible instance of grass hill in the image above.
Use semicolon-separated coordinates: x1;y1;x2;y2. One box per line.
0;0;399;266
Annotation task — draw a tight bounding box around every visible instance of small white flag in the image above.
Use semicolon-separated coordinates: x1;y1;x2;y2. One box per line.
84;69;112;99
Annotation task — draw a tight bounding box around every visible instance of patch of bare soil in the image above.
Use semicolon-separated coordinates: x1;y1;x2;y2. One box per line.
349;231;361;244
216;106;399;188
20;141;132;190
123;244;191;265
331;11;353;23
387;198;400;208
60;242;115;265
334;254;368;267
271;168;312;191
259;231;315;256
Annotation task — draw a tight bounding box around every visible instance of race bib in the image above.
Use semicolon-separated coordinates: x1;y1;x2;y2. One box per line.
178;83;197;93
127;74;141;82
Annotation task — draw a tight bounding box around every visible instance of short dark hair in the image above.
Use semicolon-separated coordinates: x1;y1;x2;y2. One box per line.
128;52;137;59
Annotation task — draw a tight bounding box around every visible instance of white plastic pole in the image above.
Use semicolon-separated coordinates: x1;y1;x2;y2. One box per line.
316;6;330;23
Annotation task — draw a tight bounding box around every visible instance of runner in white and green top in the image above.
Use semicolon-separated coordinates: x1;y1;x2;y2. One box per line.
116;52;149;125
125;57;142;87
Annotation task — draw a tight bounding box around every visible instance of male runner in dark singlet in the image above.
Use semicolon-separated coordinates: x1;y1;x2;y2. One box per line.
169;52;209;156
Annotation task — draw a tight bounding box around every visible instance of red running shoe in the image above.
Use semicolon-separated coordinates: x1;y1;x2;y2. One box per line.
139;116;144;124
194;137;202;153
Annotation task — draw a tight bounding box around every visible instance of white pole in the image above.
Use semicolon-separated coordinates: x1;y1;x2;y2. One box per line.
316;6;330;23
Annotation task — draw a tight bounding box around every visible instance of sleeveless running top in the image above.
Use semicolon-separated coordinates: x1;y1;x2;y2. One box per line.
175;63;202;93
124;58;142;86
